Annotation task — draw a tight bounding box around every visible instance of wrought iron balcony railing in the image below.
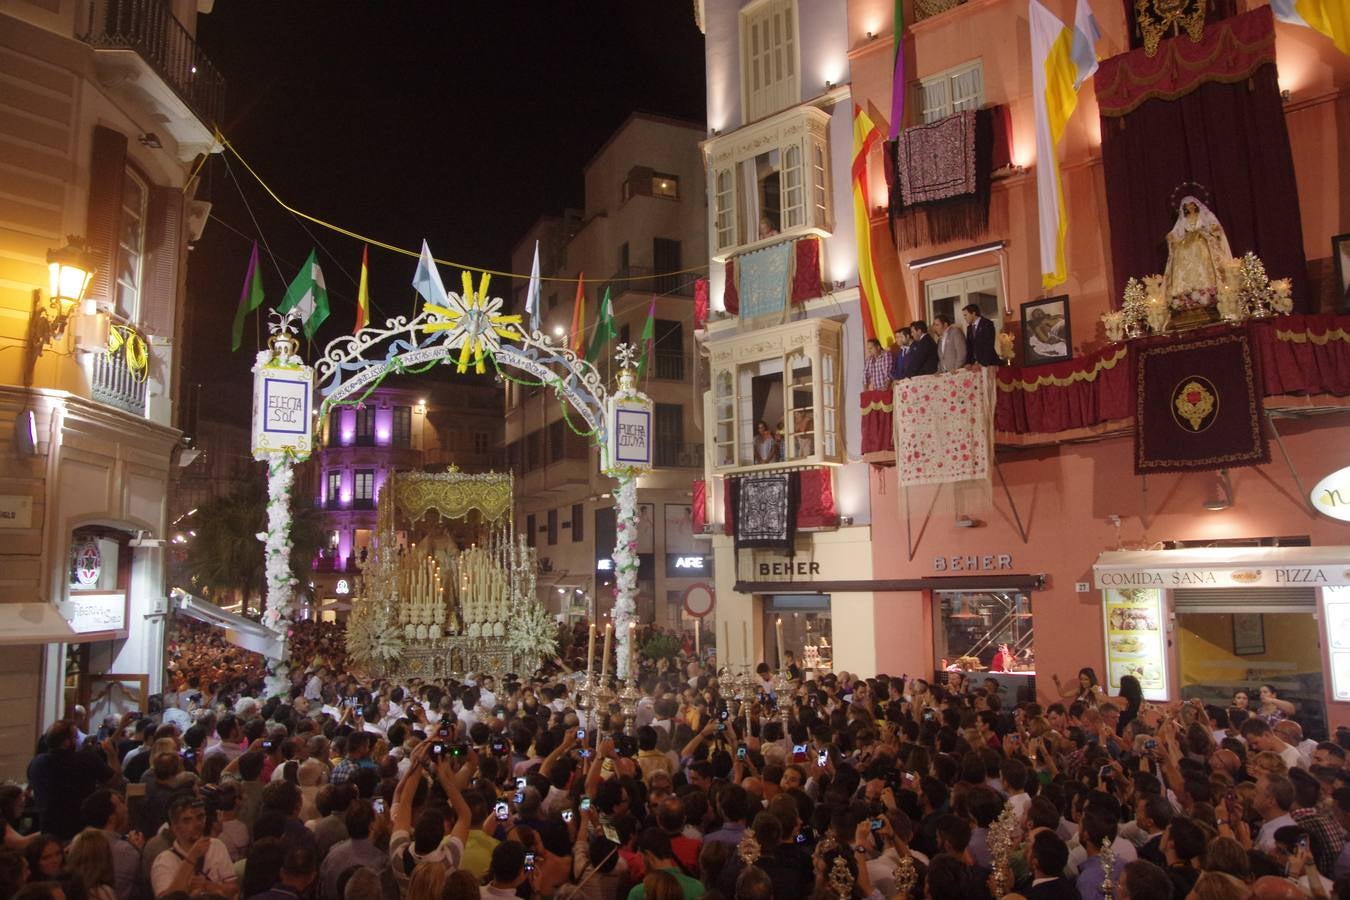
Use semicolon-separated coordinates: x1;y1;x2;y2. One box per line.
90;349;147;415
81;0;226;127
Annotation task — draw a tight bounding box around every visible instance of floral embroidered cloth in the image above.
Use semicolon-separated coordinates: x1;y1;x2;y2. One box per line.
894;367;995;487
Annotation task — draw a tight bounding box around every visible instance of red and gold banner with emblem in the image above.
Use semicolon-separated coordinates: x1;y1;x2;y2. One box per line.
1134;329;1269;474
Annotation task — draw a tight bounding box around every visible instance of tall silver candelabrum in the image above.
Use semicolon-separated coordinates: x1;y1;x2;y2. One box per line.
773;668;792;734
1099;836;1116;900
618;674;641;735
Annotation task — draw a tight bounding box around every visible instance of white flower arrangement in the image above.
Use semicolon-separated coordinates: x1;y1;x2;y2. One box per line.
612;475;639;678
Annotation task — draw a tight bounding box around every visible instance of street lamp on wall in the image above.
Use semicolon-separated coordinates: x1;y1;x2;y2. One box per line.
31;236;96;349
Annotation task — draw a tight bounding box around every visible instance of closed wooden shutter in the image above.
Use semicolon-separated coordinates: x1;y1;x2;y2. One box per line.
1173;588;1316;614
85;126;127;307
142;185;183;337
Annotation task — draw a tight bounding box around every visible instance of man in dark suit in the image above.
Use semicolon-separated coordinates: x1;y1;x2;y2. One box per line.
906;321;939;377
962;303;1000;367
891;328;914;381
1023;831;1078;900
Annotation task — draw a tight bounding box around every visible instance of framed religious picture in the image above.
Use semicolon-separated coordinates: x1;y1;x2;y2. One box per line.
1233;613;1266;656
1020;296;1072;366
1333;233;1350;314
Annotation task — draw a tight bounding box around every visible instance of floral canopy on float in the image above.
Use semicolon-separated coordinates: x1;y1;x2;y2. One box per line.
344;468;557;679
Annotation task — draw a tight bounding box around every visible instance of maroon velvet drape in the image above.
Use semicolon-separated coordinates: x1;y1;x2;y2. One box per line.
860;389;895;453
723;259;739;315
792;238;823;304
993;315;1350;436
1096;9;1309;310
796;469;838;528
694;279;709;329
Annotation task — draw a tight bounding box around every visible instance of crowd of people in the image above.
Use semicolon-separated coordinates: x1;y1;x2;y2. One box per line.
10;626;1350;900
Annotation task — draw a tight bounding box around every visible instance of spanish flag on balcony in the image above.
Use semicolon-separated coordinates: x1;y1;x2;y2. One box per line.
1271;0;1349;54
1029;0;1092;291
851;103;900;348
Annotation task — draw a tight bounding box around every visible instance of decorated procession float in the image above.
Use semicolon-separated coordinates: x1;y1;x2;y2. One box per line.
250;244;657;692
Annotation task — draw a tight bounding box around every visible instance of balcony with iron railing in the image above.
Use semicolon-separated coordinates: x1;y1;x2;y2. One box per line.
89;349;147;416
654;442;704;469
80;0;226;129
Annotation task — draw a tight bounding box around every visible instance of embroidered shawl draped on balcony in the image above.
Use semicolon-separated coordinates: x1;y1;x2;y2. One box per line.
732;472;799;554
894;367;995;487
722;237;825;316
890;107;996;247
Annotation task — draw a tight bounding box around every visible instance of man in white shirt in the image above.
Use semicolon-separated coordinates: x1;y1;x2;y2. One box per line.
150;795;237;898
303;667;325;702
1242;718;1304;772
1275;720;1318;770
1254;774;1298;854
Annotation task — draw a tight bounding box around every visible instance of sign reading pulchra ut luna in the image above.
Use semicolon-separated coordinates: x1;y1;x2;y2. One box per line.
1311;466;1350;523
604;392;653;474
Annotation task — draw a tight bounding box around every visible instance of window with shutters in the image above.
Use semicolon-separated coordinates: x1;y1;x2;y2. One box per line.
355;407;375;446
741;0;799;122
571;503;585;542
915;60;985;124
706;105;833;258
924;265;1002;330
116;168;149;321
354;470;374;508
391;406;412;448
547;508;558;545
327;471;342;508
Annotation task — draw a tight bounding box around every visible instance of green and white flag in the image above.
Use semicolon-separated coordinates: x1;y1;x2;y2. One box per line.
278;249;330;340
584;285;615;364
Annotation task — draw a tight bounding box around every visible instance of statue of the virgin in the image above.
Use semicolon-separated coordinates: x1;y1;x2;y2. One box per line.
1163;195;1234;313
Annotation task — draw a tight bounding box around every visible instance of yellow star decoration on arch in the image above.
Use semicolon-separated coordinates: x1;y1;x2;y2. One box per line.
422;271;522;374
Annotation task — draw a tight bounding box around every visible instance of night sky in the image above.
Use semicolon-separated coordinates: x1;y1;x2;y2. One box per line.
184;3;706;423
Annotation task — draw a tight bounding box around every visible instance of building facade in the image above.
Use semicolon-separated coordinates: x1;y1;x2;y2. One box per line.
698;0;1350;732
505;113;710;633
696;0;876;675
0;0;221;777
301;379;503;615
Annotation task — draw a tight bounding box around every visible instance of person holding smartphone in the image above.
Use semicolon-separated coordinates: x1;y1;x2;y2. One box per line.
388;740;475;893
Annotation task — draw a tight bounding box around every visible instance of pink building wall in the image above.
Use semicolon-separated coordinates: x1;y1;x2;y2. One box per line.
867;415;1350;727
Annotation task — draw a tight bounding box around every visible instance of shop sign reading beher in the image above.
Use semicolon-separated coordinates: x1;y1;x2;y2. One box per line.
1102;588;1169;701
1311;466;1350;522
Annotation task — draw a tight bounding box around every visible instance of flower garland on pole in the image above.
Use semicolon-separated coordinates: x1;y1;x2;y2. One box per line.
251;310;314;697
604;344;653;680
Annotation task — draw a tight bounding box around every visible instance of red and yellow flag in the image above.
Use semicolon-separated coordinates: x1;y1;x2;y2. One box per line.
851;104;900;347
354;244;370;333
569;273;586;356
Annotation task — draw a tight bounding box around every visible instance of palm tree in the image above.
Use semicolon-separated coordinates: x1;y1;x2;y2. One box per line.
184;475;324;618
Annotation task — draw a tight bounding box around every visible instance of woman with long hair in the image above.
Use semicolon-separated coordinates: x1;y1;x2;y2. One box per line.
24;835;62;882
1116;675;1143;734
1050;667;1106;706
405;861;448;900
641;870;684;900
63;829;116;900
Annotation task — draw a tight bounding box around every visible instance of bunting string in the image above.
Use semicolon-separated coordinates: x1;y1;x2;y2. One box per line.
214;130;710;285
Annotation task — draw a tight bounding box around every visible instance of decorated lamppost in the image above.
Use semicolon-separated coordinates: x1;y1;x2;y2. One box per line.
604;343;653;681
251;310;314;695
